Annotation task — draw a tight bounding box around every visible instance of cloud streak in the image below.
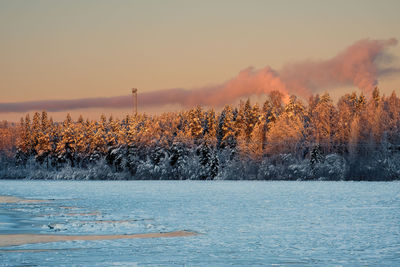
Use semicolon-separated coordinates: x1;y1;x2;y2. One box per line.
0;38;397;113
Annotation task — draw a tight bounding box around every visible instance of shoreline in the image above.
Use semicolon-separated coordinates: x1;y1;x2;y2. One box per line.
0;195;48;204
1;178;399;182
0;231;197;247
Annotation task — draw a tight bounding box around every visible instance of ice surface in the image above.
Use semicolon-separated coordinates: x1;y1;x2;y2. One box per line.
0;180;399;266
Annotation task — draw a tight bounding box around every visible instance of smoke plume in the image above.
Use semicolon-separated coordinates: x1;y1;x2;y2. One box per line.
0;38;397;113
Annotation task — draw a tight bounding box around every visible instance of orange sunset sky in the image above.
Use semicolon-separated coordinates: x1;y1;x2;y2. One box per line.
1;0;400;121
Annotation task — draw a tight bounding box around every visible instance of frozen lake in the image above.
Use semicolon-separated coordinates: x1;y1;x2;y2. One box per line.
0;180;399;266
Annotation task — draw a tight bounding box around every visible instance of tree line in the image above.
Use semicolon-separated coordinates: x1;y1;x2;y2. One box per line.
1;88;399;180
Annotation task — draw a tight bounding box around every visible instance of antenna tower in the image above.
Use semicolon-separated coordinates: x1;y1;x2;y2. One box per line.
132;88;138;115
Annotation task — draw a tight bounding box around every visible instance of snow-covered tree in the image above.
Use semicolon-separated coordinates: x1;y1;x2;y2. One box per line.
7;88;400;181
188;106;204;142
56;114;76;166
309;93;337;153
35;111;51;165
218;105;236;150
266;95;306;156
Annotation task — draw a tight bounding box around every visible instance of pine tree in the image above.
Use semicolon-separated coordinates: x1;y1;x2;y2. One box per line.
365;88;388;147
386;91;400;145
310;144;324;165
309;93;337;153
268;90;284;120
203;109;217;143
90;115;107;161
247;114;268;160
75;115;87;165
48;117;60;167
310;144;324;177
219;105;236;149
31;112;41;156
107;116;122;147
17;116;31;155
35;111;51;165
188;106;204;142
0;120;15;159
56;114;76;166
243;100;260;143
267;96;306;156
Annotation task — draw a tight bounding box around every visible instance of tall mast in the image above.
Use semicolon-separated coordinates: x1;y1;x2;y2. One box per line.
132;88;138;115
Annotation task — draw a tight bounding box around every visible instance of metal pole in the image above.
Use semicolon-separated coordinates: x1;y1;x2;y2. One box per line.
132;88;134;115
132;88;138;116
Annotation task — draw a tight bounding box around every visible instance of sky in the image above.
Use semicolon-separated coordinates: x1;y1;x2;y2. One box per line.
1;0;400;121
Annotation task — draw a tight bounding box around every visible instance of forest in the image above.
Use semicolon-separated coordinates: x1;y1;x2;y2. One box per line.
0;88;399;181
